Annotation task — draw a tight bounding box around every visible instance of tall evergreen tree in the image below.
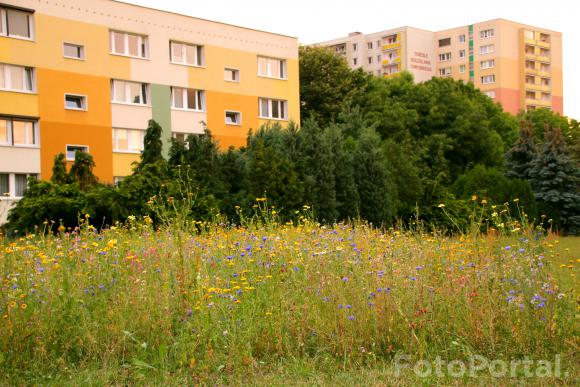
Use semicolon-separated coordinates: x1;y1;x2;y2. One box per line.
506;121;536;180
69;151;98;191
529;127;580;234
296;118;338;222
353;127;395;225
51;153;69;184
138;119;164;169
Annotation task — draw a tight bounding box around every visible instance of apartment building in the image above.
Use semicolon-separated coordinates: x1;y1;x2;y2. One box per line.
0;0;299;223
316;19;563;115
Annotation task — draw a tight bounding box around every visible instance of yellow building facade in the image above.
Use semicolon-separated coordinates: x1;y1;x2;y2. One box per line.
317;19;563;116
0;0;299;222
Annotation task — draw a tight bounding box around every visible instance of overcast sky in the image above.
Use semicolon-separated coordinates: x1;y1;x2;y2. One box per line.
122;0;579;119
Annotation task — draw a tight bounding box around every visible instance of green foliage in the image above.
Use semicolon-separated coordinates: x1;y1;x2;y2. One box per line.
529;127;580;234
452;164;537;220
139;119;164;169
299;45;370;126
5;179;85;235
50;153;69;185
506;121;536;180
69;151;98;191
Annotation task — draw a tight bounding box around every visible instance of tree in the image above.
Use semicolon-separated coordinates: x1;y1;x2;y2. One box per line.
352;127;395;225
505;121;536;180
138;119;164;169
299;45;370;126
51;153;69;184
296;118;338;222
69;151;98;191
529;127;580;234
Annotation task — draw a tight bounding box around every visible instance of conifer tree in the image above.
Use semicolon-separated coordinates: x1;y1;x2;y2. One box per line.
138;119;164;169
51;153;69;184
506;121;536;180
529;127;580;234
69;151;98;191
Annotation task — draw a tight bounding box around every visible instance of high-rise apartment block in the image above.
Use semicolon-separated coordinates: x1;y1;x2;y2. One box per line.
0;0;299;222
316;19;563;115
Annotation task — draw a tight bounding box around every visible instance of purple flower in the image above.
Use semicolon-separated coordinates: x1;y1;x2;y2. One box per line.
347;315;355;321
342;277;349;282
338;304;343;309
505;246;511;251
346;304;352;309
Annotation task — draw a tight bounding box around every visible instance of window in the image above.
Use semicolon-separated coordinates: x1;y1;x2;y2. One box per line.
112;128;144;152
539;33;550;43
113;176;124;186
539;48;550;57
479;44;494;55
459;64;466;73
0;64;34;92
481;75;495;84
458;34;466;43
385;34;397;44
0;173;8;196
459;49;466;58
224;68;240;82
258;56;287;79
170;41;204;66
480;29;495;39
526;91;536;99
540;63;550;72
377;54;381;62
368;56;372;64
259;98;288;120
540;77;550;86
484;90;496;99
352;43;357;51
0;117;37;146
225;111;241;125
480;59;495;69
0;6;34;39
438;38;451;47
438;67;452;76
525;75;535;84
541;92;551;101
63;43;85;60
66;145;89;161
110;30;148;58
64;94;87;110
367;42;373;49
438;52;451;62
524;30;534;40
0;173;35;197
376;40;381;48
525;60;535;70
171;87;204;111
353;58;358;66
111;80;148;105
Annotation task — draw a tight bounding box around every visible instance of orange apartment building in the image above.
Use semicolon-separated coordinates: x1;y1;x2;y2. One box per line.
0;0;300;223
316;19;563;115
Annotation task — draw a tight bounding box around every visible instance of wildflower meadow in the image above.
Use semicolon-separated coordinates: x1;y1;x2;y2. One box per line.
0;200;578;385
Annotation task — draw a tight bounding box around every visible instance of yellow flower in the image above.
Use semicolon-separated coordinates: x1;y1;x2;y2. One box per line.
20;303;27;310
437;204;445;208
471;195;477;201
8;301;16;308
58;225;65;233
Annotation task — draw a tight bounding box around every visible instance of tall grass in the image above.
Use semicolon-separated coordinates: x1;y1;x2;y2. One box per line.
0;200;577;383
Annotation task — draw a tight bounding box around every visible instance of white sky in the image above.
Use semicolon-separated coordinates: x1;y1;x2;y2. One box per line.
122;0;579;119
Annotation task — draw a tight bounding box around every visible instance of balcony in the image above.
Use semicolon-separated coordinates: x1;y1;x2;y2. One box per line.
382;42;400;51
524;67;538;75
525;98;551;107
526;83;551;93
382;57;400;66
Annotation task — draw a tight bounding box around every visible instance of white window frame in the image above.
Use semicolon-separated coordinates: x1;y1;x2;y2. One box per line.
112;128;145;153
438;67;452;77
481;75;496;84
109;30;149;59
110;79;149;106
169;41;204;67
480;59;495;70
480;29;495;39
479;44;495;55
0;173;37;198
170;87;204;111
459;49;466;58
66;144;89;161
63;42;85;60
484;90;496;99
0;6;35;40
224;67;240;83
458;34;466;43
64;94;88;111
438;52;451;62
259;98;288;120
225;111;242;126
0;63;35;93
459;64;466;74
257;56;287;80
0;117;38;147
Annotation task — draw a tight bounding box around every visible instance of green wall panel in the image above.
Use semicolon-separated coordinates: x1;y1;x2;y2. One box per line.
151;84;172;158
